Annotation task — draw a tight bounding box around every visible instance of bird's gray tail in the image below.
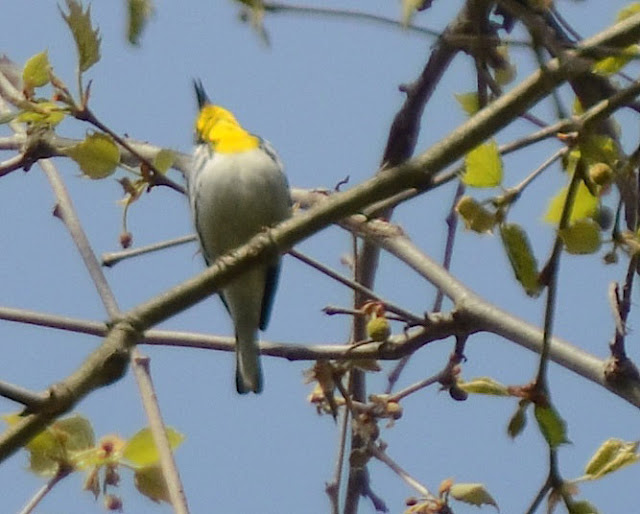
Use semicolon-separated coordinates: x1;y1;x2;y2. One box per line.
235;328;263;394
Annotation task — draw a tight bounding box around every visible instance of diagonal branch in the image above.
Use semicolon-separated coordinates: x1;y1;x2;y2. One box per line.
1;10;640;468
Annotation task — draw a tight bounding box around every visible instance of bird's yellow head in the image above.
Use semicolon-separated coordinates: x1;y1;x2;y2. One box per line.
193;80;259;153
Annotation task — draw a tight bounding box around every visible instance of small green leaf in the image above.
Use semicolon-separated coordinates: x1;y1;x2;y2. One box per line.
569;500;600;514
449;483;498;510
507;400;529;439
455;195;498;233
54;415;95;452
593;45;639;76
559;219;602;255
127;0;154;46
123;427;184;467
60;0;101;72
500;223;542;297
16;101;65;126
401;0;423;26
463;140;503;188
65;132;120;179
134;464;170;503
579;135;619;167
153;149;175;174
458;377;509;396
454;92;479;116
584;438;639;479
534;403;569;448
617;2;640;21
4;413;94;476
544;182;599;225
22;51;51;89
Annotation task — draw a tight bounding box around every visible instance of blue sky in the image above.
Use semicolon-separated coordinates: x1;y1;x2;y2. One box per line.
1;1;639;512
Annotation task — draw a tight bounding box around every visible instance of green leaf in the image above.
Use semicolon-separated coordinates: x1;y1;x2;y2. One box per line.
4;413;94;476
534;403;569;448
544;182;599;225
579;135;619;167
123;427;184;467
500;223;542;297
593;44;639;76
569;500;600;514
455;195;498;233
60;0;101;72
134;464;170;503
401;0;423;26
449;483;499;510
458;377;509;396
584;438;639;480
16;101;65;126
454;92;479;116
463;140;503;188
127;0;154;46
153;149;175;174
54;415;95;452
22;51;51;90
617;2;640;21
507;400;529;439
65;132;120;179
559;219;602;255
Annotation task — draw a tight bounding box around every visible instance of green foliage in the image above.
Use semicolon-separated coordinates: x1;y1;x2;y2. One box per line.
454;92;480;115
568;500;599;514
64;132;120;179
583;438;639;480
3;413;184;506
534;403;570;449
592;44;639;76
449;482;498;510
127;0;154;46
500;223;542;297
507;400;529;439
59;0;101;72
544;181;599;225
123;427;185;467
455;195;499;233
559;219;602;255
16;101;66;127
3;413;95;477
463;140;503;188
134;464;171;503
458;377;509;396
22;51;51;91
153;148;176;174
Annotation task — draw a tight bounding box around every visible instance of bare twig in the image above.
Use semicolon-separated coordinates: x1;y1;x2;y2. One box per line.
102;234;198;267
289;248;424;325
131;352;190;514
18;467;71;514
0;380;47;410
368;443;432;498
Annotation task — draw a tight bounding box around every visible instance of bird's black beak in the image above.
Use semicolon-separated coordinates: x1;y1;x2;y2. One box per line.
193;79;210;109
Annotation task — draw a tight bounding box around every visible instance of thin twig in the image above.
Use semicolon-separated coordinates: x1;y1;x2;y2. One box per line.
326;407;350;514
510;146;568;196
0;380;47;410
368;443;432;498
102;234;197;267
388;370;446;403
17;467;71;514
290;248;424;324
41;160;120;318
75;107;186;194
130;351;190;514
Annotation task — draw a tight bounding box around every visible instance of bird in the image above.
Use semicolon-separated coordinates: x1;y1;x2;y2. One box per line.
188;80;292;393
